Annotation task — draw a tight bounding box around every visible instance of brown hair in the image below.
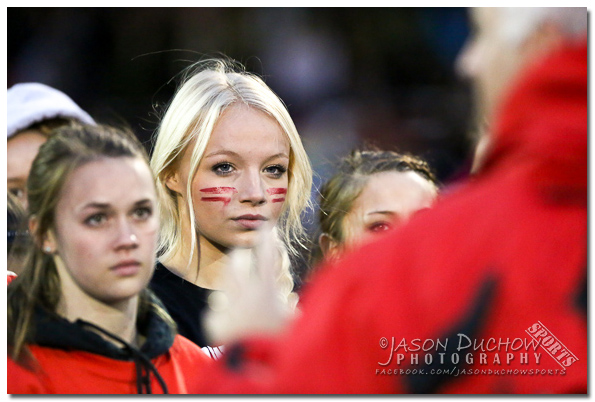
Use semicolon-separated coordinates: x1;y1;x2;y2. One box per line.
23;117;75;137
7;124;173;364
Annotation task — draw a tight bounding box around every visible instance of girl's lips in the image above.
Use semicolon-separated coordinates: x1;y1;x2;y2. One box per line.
232;215;267;230
234;214;267;220
111;261;141;276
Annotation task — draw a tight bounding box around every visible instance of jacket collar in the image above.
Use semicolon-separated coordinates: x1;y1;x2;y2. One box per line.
33;293;175;361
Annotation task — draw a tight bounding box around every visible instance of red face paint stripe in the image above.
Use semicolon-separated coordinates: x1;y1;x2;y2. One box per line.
200;187;238;194
267;188;287;195
201;197;231;206
272;198;286;203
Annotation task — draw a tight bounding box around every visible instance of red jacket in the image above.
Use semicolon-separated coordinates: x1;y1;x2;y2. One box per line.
8;300;212;394
8;336;210;394
192;38;587;394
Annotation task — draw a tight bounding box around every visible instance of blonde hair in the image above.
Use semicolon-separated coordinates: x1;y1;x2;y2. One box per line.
151;58;312;306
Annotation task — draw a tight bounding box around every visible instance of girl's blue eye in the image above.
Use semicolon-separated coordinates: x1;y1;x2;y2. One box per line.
213;163;234;175
264;165;287;178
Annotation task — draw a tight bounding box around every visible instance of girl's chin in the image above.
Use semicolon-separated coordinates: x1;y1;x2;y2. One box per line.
225;240;260;251
205;232;269;252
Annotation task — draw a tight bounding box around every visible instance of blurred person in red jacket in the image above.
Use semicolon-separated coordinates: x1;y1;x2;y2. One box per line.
7;124;211;394
194;7;587;394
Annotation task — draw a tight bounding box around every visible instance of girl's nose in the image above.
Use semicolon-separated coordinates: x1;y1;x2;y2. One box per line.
115;220;139;250
237;170;266;206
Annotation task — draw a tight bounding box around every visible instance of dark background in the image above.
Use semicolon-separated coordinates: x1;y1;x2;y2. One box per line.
8;7;474;272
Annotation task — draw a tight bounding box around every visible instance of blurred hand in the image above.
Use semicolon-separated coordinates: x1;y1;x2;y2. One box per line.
203;224;295;345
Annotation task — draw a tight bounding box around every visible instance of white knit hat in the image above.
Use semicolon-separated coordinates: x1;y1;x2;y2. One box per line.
7;82;96;138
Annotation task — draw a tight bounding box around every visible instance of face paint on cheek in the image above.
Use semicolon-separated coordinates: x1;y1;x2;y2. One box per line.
266;188;287;195
267;187;287;203
199;187;237;207
200;187;238;195
200;196;232;206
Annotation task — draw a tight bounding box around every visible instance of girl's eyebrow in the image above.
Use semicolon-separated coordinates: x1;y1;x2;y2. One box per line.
133;199;153;206
80;202;110;211
366;211;395;217
263;153;290;163
78;198;153;212
203;150;240;159
203;150;289;161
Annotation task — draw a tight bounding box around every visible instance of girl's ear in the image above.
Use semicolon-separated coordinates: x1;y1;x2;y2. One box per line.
165;171;183;195
318;233;341;260
29;216;57;254
28;216;41;247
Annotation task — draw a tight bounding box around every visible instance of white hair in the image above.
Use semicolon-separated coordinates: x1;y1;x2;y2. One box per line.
498;7;587;46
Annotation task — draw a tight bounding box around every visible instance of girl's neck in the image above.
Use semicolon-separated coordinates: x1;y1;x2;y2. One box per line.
57;291;139;348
